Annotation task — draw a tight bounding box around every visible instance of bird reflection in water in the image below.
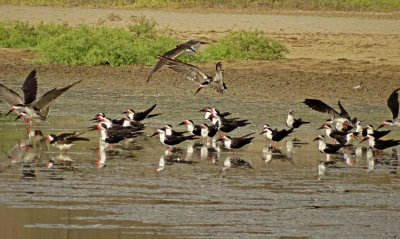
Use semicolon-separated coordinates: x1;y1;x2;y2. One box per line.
262;144;293;164
96;142;108;168
366;148;375;173
221;156;253;171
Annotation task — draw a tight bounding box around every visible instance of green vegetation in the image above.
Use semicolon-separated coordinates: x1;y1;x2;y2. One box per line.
0;19;288;66
1;0;400;12
186;29;288;62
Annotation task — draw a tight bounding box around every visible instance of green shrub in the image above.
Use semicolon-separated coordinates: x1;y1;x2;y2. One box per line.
0;21;287;65
183;29;288;62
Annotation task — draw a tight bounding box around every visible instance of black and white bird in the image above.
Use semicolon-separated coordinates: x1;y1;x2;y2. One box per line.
360;135;400;151
286;110;310;129
94;123;143;144
201;107;231;120
200;123;219;145
10;78;82;125
124;104;161;122
152;129;196;149
262;127;294;148
318;124;349;143
46;132;89;154
147;40;208;82
377;88;400;129
362;124;390;139
160;56;227;95
303;99;357;127
313;135;343;154
164;124;187;136
94;115;144;131
209;114;249;134
178;120;202;136
1;69;37;117
218;133;255;154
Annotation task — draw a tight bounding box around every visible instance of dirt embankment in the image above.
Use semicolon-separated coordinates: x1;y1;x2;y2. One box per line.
0;5;399;106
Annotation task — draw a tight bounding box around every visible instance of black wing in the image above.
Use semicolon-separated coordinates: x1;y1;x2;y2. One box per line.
146;40;207;82
337;101;351;120
21;69;38;104
387;88;400;121
31;80;82;118
0;84;23;107
303;99;341;117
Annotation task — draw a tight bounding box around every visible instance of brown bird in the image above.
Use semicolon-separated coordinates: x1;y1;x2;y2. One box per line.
160;56;227;95
146;40;208;82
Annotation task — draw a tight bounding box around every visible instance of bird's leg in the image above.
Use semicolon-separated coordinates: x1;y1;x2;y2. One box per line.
26;124;31;134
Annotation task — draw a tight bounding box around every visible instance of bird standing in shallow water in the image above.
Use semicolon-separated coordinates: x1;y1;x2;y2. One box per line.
10;74;82;132
218;133;255;155
286;110;310;129
46;132;89;154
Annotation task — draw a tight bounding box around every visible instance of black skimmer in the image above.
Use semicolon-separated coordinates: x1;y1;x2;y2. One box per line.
94;115;144;131
325;119;354;132
333;132;358;147
209;114;250;134
286;110;310;129
159;56;227;95
260;126;273;144
93;123;143;144
164;124;187;136
377;88;400;129
1;69;37;117
93;113;144;128
178;120;202;136
152;129;196;150
262;127;294;148
124;104;161;122
360;135;400;152
313;135;343;154
303;99;357;127
201;123;219;138
200;123;219;145
355;121;363;134
147;40;208;82
200;107;232;119
318;124;350;144
362;125;390;139
12;79;82;128
46;132;89;154
218;133;255;154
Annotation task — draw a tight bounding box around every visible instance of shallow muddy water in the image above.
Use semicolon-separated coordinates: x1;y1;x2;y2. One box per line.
1;90;400;239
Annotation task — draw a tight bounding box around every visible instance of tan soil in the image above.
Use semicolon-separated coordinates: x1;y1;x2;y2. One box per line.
0;5;399;106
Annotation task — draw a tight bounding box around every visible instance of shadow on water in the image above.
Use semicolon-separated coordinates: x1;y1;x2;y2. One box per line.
1;94;400;238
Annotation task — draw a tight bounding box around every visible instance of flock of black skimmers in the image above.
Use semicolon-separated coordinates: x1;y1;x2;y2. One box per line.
1;40;400;172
